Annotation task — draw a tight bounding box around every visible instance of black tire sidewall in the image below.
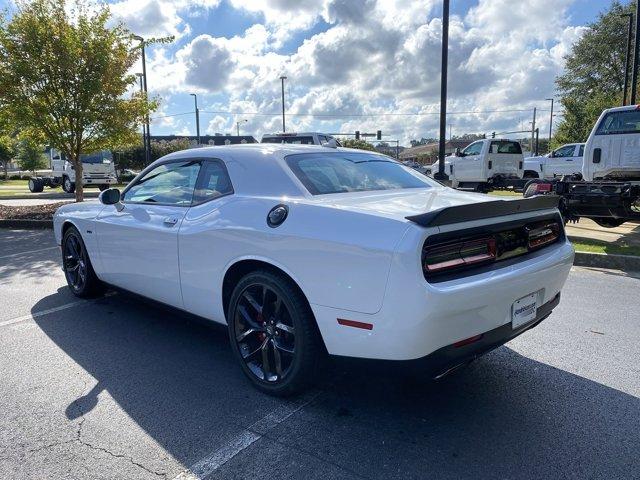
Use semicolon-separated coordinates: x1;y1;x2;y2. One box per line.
62;226;101;297
227;270;320;396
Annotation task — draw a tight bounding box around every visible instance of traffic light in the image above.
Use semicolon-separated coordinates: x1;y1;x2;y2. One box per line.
377;130;382;140
355;131;360;140
491;131;496;138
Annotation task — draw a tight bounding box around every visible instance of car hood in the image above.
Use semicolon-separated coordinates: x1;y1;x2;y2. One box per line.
310;187;495;222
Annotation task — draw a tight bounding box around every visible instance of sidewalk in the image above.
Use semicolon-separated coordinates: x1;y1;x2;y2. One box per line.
565;219;640;248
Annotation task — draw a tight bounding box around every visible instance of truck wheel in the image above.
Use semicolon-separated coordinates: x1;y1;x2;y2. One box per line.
28;177;44;193
523;179;546;198
62;176;75;194
98;184;109;191
523;171;539;179
593;218;626;229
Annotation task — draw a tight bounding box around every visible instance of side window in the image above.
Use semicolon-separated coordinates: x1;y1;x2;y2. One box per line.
462;142;482;156
123;160;201;206
192;159;234;204
578;145;585;157
554;146;574;158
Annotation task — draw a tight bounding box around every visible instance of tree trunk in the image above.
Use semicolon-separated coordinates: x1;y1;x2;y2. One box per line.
73;158;84;202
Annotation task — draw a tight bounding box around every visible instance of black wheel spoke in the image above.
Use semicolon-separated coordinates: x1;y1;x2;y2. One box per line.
234;282;297;384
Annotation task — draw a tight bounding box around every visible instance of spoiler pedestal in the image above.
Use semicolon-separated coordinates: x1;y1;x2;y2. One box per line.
406;195;561;228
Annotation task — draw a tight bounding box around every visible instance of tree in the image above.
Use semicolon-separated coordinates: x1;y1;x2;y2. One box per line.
0;135;15;179
0;0;161;201
554;1;634;145
341;138;377;151
16;139;45;172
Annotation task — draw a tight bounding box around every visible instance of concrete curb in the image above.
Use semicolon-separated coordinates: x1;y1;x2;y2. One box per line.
574;251;640;271
0;192;99;200
0;219;53;229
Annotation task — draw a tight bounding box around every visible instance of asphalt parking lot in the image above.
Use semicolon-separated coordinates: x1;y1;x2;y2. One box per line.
1;229;639;480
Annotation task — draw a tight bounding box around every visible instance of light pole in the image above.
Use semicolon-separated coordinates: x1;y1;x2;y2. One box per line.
435;0;450;181
132;35;151;164
236;119;247;136
546;98;554;146
136;73;147;158
190;94;200;145
622;13;633;105
279;76;287;132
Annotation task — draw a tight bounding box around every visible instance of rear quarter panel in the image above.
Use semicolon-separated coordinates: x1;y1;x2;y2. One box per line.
178;196;410;322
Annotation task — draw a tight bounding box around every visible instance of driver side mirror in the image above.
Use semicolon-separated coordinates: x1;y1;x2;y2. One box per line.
549;150;555;158
99;188;121;206
454;147;462;157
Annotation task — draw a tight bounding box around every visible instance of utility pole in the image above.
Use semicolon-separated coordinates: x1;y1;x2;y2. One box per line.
546;98;554;147
280;76;287;132
236;119;247;136
632;2;640;104
530;107;537;155
190;94;200;145
622;13;633;105
136;73;147;159
133;35;151;164
434;0;450;181
535;128;540;156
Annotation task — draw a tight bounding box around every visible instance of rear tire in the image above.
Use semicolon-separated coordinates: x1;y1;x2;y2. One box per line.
62;226;104;298
593;218;626;229
28;177;44;193
227;269;323;396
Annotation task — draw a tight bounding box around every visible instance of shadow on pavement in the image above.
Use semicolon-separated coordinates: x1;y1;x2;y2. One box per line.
32;290;639;479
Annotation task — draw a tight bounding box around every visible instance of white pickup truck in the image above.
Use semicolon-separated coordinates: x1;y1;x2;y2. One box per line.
432;138;524;192
525;105;640;227
28;149;118;193
523;143;584;179
261;132;341;146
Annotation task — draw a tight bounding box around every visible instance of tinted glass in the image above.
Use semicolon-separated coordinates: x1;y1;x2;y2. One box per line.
554;145;575;157
192;160;234;204
489;141;522;154
578;145;585;157
80;150;113;164
596;110;640;135
124;161;201;205
286;152;432;195
463;142;483;155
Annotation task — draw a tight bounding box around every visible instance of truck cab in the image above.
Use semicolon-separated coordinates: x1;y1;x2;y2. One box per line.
261;132;341;146
442;138;524;191
524;143;585;179
583;105;640;181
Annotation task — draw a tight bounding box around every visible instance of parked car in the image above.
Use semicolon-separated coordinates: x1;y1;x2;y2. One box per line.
53;144;574;395
523;143;585;179
431;138;524;192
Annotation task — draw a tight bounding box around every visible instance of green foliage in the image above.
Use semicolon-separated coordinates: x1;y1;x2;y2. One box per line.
554;1;635;145
0;135;15;178
113;138;193;171
16;139;45;172
0;0;163;200
341;138;377;151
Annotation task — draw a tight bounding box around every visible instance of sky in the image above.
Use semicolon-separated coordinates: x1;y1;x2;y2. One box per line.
0;0;616;145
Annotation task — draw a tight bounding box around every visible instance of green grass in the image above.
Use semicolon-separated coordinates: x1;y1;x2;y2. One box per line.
0;179;28;188
570;238;640;257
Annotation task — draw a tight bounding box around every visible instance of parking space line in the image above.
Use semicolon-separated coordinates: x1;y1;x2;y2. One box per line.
0;292;115;328
173;390;321;480
0;246;59;260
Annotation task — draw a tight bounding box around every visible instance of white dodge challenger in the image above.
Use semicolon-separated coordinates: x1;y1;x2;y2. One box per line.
53;144;574;395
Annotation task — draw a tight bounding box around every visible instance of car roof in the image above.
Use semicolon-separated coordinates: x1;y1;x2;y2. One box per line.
603;105;640;113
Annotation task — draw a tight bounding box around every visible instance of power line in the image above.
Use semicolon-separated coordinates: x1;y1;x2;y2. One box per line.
198;108;553;118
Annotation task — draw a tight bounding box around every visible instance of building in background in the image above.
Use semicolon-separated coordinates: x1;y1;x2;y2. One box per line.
151;134;257;146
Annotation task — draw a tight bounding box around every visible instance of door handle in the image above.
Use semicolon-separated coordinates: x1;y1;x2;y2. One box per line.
163;216;179;226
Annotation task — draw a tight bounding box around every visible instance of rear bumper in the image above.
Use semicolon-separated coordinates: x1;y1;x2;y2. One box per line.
333;292;560;378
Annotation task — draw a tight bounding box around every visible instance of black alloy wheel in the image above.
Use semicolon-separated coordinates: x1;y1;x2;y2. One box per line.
228;270;323;396
62;227;102;297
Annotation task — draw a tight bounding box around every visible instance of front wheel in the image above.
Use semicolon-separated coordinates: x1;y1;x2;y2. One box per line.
227;270;323;396
62;226;103;297
28;177;44;193
62;176;75;194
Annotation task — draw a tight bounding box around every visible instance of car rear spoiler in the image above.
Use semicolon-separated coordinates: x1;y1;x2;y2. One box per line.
405;195;560;228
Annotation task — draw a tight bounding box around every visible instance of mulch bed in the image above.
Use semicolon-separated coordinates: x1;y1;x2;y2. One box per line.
0;202;71;220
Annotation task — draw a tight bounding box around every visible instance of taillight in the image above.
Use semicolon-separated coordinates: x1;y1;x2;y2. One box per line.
424;238;496;273
527;221;560;249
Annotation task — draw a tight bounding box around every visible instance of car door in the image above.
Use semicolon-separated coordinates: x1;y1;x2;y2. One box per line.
546;145;576;178
454;141;483;181
95;159;202;307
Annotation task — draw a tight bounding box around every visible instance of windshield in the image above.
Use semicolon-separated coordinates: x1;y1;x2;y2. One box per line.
262;136;315;145
595;110;640;135
80;150;113;164
286;152;433;195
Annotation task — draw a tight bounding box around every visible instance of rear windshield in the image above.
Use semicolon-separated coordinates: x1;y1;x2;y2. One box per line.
286;152;433;195
489;141;522;154
595;110;640;135
262;136;315;144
